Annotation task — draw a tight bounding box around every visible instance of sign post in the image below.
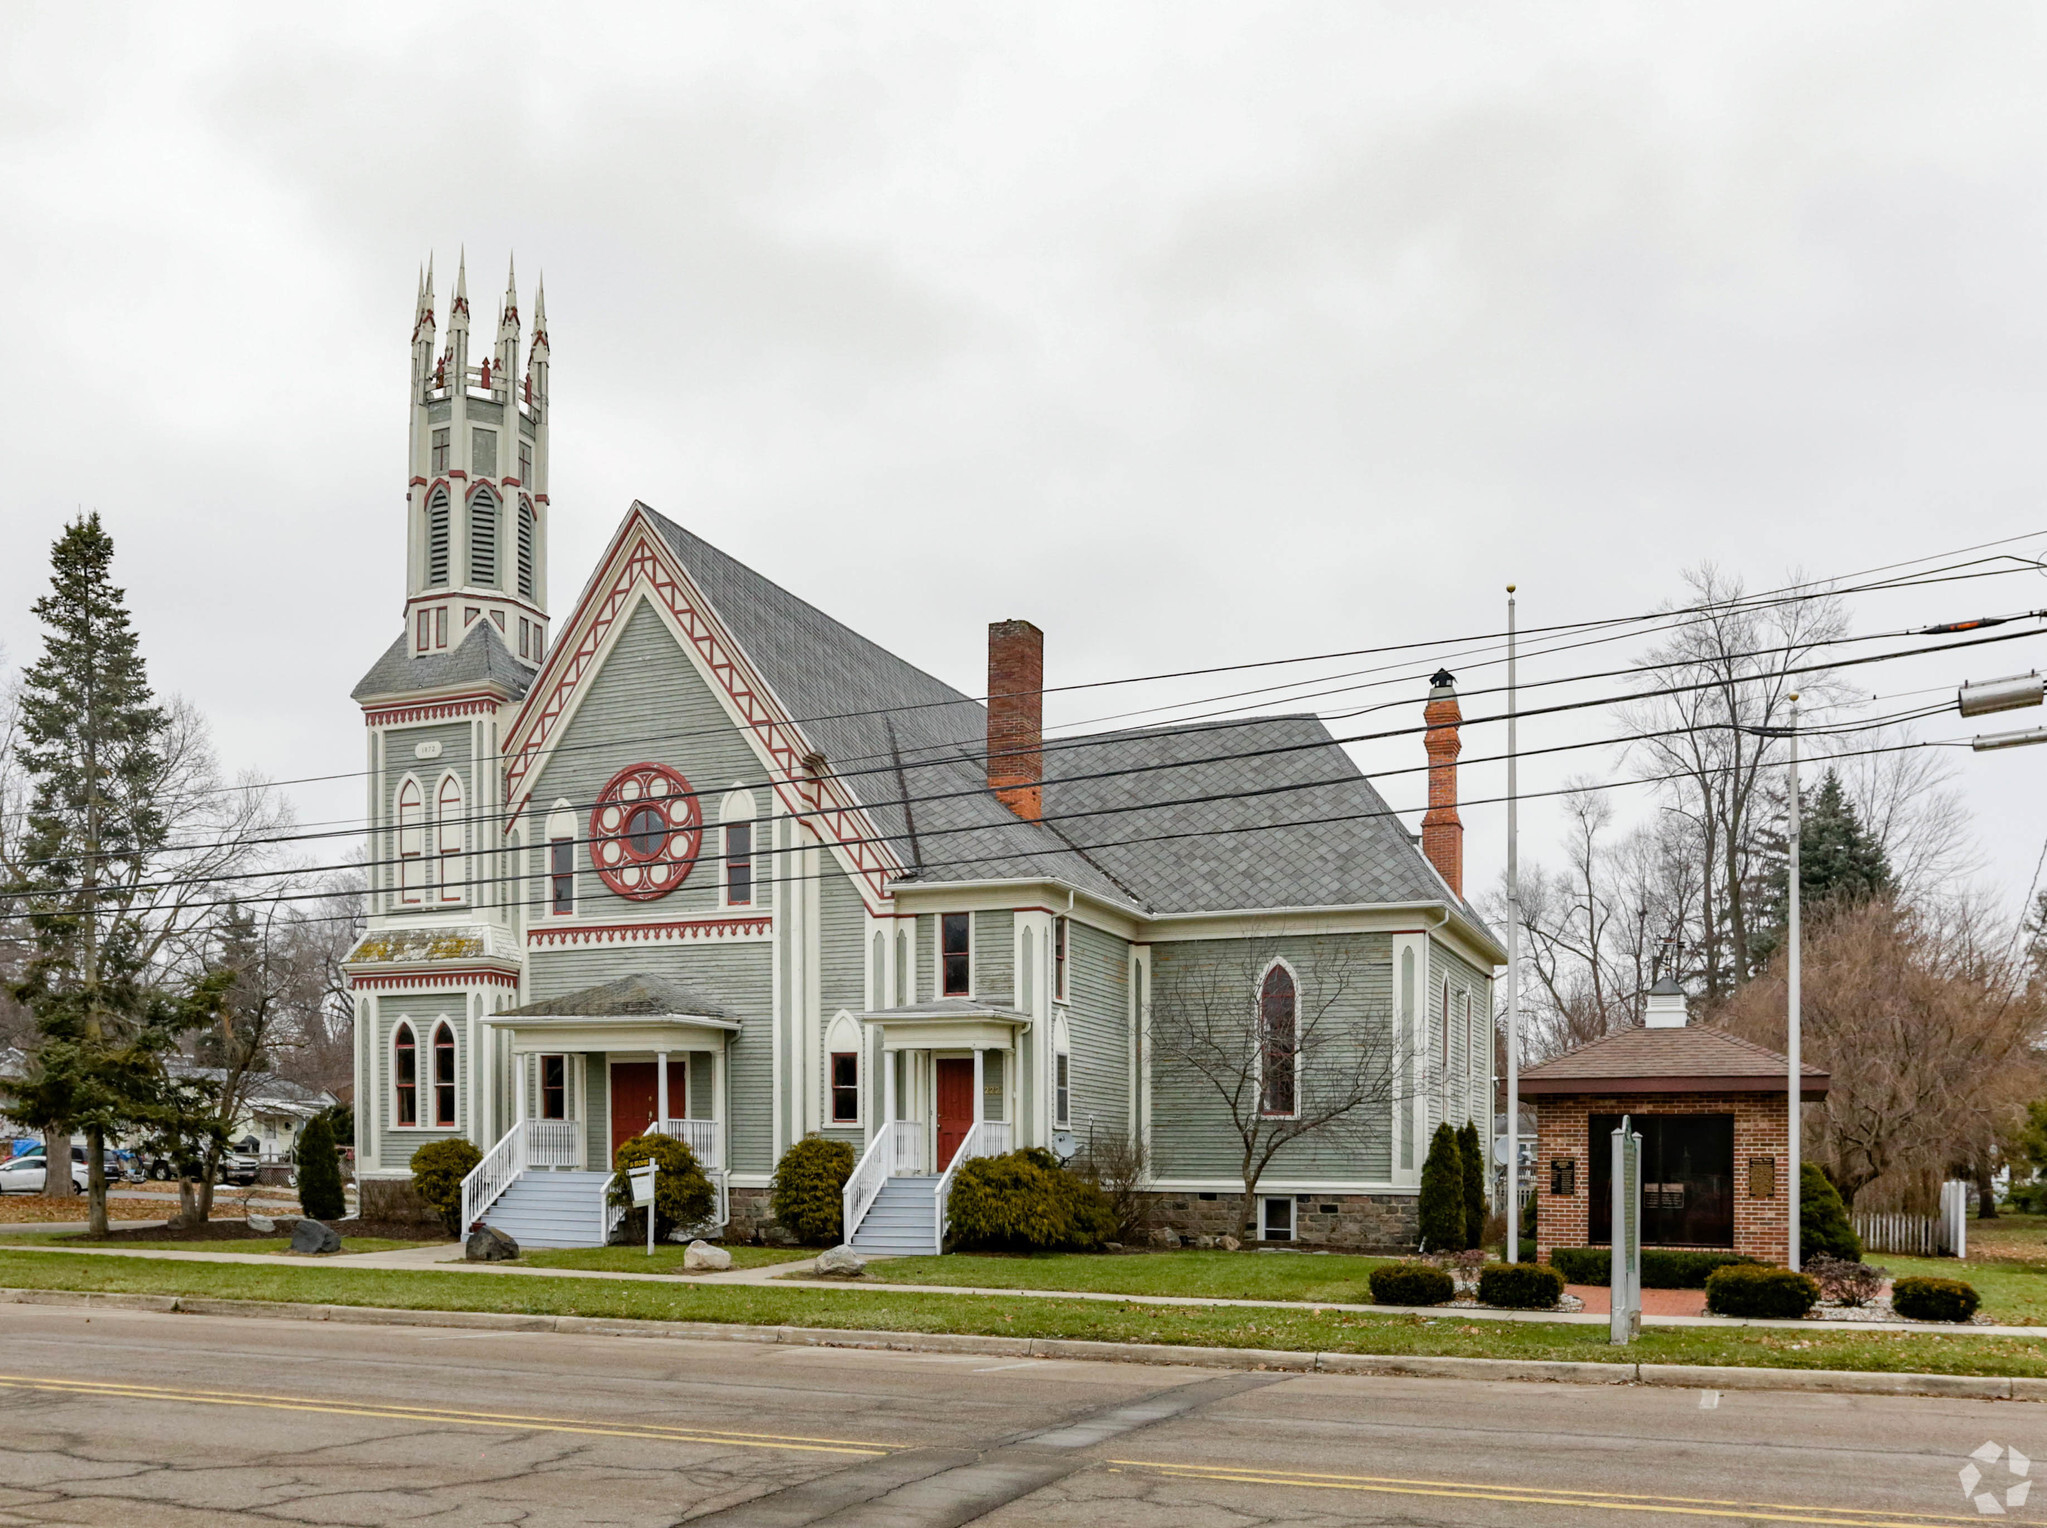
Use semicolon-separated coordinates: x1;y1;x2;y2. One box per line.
1611;1116;1642;1344
629;1162;658;1256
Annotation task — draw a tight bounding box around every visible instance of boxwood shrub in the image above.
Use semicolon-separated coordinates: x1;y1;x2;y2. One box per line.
1549;1247;1762;1289
1890;1276;1980;1323
947;1148;1117;1252
1476;1262;1565;1309
1703;1263;1819;1319
770;1135;857;1245
1368;1261;1455;1307
409;1138;483;1237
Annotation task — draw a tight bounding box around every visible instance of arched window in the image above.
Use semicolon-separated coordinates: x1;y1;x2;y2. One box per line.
1053;1013;1072;1128
437;774;465;902
517;499;537;600
425;488;450;587
826;1013;861;1125
396;779;425;903
393;1024;418;1125
1258;965;1297;1118
468;487;498;587
433;1022;457;1128
720;790;756;907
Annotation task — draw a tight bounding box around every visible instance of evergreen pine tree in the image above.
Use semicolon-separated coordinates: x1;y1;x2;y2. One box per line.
1800;1161;1861;1263
1418;1123;1466;1252
1798;771;1892;910
6;515;170;1235
1456;1119;1486;1249
295;1113;346;1222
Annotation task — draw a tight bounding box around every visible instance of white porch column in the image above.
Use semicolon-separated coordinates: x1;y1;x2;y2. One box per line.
656;1050;670;1122
513;1051;526;1124
973;1048;984;1126
883;1043;896;1125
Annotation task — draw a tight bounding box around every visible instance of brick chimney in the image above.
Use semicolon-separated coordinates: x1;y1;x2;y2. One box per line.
1421;668;1463;896
987;619;1044;821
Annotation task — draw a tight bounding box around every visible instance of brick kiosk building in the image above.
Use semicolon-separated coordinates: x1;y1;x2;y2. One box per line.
1523;979;1829;1268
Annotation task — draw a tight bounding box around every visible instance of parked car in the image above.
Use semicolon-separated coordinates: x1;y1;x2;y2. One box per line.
0;1155;89;1194
139;1150;259;1186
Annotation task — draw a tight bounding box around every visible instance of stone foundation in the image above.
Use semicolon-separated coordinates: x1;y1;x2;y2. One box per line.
1142;1191;1417;1252
724;1186;778;1244
355;1176;440;1228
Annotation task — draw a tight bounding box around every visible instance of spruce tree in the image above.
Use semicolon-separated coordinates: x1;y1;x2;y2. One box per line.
1798;771;1892;911
295;1114;346;1222
7;515;170;1235
1418;1123;1466;1252
1456;1119;1486;1249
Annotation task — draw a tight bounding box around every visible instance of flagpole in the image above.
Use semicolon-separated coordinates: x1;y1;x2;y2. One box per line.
1787;694;1802;1272
1504;586;1521;1262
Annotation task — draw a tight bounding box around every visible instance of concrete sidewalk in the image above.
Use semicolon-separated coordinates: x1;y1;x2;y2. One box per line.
0;1237;2030;1337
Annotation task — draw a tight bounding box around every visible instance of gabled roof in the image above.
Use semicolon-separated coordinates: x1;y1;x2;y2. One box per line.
501;973;738;1022
1521;1024;1830;1097
352;618;536;705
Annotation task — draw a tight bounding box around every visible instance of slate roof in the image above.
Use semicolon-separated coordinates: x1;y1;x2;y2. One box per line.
502;973;739;1022
602;506;1492;928
1520;1025;1830;1095
352;619;536;704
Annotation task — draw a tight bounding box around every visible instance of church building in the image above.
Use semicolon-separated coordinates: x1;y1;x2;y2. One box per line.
345;257;1501;1252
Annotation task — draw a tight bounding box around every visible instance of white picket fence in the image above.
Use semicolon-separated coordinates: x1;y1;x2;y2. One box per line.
1853;1181;1968;1258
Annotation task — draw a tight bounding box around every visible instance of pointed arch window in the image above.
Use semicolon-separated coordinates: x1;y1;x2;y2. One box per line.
425;487;450;586
1258;965;1298;1118
720;790;756;908
396;779;425;904
517;499;537;600
468;487;498;587
393;1024;418;1126
437;775;465;902
432;1022;457;1127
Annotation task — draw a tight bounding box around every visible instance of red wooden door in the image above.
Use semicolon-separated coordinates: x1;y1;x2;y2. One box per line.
935;1058;975;1171
609;1061;690;1162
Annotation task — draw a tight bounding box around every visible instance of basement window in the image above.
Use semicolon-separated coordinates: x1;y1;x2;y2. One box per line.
1261;1197;1296;1242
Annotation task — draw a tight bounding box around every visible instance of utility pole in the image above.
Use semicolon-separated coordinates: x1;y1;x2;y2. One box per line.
1786;694;1801;1273
1504;586;1521;1262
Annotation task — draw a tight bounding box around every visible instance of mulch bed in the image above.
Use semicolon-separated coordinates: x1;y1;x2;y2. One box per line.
70;1216;451;1245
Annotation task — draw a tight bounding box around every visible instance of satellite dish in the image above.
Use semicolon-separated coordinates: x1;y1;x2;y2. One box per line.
1493;1136;1516;1166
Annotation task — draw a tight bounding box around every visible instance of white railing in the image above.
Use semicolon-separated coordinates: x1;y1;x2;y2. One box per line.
655;1118;721;1171
888;1118;925;1176
528;1119;580;1168
460;1120;527;1233
933;1120;1010;1256
1855;1181;1968;1258
844;1128;895;1244
603;1171;622;1244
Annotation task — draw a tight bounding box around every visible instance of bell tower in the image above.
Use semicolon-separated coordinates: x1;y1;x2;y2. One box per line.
403;252;552;666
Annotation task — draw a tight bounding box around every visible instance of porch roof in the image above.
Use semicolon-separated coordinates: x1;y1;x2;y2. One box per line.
497;973;739;1022
855;997;1032;1026
856;997;1031;1052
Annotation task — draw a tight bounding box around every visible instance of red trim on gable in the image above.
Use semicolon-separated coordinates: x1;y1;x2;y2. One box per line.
500;516;903;908
527;914;771;949
349;967;520;991
363;692;505;726
409;476;428;487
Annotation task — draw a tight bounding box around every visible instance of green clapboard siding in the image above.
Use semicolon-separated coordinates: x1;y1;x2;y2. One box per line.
974;911;1014;1003
1148;934;1395;1184
372;993;470;1173
1062;920;1129;1141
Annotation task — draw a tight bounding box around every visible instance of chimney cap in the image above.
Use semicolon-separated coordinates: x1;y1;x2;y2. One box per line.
1429;668;1456;691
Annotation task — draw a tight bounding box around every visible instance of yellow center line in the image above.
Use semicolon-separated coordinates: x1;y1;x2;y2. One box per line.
0;1374;890;1457
1110;1459;1987;1527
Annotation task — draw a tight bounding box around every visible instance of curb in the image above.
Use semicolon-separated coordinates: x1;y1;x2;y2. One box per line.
0;1286;2029;1401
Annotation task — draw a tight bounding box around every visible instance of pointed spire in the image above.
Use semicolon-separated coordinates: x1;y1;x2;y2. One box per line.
531;273;548;350
452;247;469;321
499;253;519;332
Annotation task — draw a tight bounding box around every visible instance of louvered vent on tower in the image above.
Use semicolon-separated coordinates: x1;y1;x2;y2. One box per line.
469;488;498;587
426;487;450;586
517;500;536;600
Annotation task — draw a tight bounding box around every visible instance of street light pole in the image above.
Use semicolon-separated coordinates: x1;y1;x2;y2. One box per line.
1787;693;1802;1273
1504;586;1521;1263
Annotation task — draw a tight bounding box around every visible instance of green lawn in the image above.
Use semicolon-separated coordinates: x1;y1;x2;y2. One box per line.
518;1245;815;1275
861;1249;1395;1303
0;1236;422;1256
1881;1254;2047;1325
0;1248;2043;1377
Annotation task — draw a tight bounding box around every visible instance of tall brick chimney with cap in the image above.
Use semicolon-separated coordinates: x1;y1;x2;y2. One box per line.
1421;668;1463;896
987;619;1044;820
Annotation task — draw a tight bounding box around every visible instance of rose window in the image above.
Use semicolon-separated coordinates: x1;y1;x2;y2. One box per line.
589;762;702;900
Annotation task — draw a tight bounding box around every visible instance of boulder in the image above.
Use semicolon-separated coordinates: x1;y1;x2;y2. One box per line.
245;1214;277;1235
290;1219;342;1255
1194;1235;1215;1250
466;1225;519;1262
683;1240;732;1272
813;1245;867;1279
1221;1235;1241;1252
1151;1228;1181;1249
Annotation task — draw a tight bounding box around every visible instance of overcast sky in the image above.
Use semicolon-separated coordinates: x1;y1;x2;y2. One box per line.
4;3;2045;923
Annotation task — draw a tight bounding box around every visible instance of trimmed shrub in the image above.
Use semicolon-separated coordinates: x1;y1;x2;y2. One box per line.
1704;1264;1819;1319
1418;1123;1467;1252
294;1114;346;1222
608;1131;717;1243
1477;1262;1565;1310
1457;1120;1486;1250
1891;1276;1980;1323
947;1148;1116;1253
770;1136;856;1245
409;1138;483;1237
1517;1238;1537;1265
1550;1247;1763;1289
1801;1163;1861;1263
1369;1260;1455;1306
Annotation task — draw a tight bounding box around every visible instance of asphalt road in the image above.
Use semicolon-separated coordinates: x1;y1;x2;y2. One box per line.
0;1303;2033;1526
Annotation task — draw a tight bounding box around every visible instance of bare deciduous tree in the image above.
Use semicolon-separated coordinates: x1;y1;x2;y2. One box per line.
1150;937;1406;1240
